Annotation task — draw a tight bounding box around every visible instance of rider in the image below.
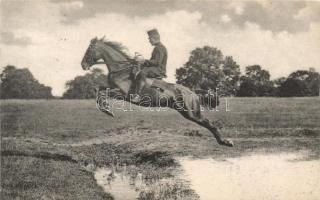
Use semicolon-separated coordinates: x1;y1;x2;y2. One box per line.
131;29;167;102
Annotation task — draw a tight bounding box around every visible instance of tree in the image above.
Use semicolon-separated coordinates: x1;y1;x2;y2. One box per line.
62;68;109;99
279;78;310;97
278;69;320;97
238;78;257;97
289;70;320;96
0;65;53;99
271;77;287;96
176;46;240;95
222;56;241;95
237;65;274;97
245;65;271;85
273;77;287;88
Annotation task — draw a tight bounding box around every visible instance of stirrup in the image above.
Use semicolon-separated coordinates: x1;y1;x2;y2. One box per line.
131;94;141;103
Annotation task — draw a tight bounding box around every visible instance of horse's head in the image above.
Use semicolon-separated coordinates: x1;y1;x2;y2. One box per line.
81;37;103;70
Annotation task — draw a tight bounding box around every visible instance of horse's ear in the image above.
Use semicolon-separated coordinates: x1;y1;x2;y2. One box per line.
91;37;98;43
100;35;106;41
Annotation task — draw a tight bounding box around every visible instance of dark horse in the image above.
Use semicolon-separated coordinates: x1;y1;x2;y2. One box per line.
81;37;233;147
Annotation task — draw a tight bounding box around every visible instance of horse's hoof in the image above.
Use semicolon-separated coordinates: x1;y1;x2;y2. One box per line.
221;139;234;147
104;110;115;117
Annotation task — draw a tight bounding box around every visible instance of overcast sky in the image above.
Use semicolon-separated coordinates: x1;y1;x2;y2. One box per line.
1;0;320;96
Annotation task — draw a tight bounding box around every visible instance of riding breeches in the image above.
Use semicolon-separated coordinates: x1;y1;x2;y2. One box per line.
142;67;164;79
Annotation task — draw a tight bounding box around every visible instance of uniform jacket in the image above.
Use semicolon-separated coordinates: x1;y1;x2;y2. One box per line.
144;42;167;77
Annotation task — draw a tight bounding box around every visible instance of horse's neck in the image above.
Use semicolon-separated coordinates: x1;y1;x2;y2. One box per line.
100;48;130;71
100;45;133;95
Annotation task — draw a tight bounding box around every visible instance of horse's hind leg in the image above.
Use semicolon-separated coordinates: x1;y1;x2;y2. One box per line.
178;109;234;147
200;117;233;147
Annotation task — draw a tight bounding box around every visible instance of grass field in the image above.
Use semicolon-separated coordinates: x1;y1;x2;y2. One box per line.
1;97;320;199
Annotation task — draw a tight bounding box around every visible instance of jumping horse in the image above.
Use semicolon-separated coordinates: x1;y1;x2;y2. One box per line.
81;37;233;147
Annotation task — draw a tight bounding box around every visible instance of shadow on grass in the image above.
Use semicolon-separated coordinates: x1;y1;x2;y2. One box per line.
1;150;78;163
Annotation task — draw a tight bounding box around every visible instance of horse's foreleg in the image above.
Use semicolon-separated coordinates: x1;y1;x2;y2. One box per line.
96;88;115;117
178;110;233;147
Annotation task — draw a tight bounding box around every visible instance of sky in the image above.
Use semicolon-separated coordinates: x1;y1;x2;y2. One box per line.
0;0;320;96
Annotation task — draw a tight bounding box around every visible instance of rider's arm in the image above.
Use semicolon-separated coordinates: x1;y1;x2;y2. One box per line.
144;46;164;67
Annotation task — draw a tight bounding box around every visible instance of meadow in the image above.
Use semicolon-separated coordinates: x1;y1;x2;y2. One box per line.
1;97;320;199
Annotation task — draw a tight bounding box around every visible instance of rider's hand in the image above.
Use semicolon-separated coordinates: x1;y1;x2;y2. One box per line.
134;52;145;64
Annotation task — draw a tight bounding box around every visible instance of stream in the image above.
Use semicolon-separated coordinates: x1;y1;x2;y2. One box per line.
94;152;320;200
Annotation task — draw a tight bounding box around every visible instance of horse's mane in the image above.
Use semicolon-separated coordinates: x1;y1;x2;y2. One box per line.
102;40;132;60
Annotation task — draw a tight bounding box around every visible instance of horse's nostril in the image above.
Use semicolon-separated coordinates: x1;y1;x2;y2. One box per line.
81;61;89;70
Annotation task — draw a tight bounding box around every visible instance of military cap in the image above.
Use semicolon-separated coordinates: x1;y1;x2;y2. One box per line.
147;29;160;37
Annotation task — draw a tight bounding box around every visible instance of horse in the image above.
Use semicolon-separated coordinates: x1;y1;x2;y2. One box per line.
81;37;233;147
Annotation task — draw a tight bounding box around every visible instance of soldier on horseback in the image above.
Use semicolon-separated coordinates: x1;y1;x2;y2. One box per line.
131;29;168;102
81;35;234;147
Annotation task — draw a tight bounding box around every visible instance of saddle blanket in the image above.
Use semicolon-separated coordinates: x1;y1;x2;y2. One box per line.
146;78;174;92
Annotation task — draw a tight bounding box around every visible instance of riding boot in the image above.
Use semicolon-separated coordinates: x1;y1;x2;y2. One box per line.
131;71;146;103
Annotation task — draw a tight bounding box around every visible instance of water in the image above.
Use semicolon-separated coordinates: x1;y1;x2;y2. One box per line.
94;164;196;200
179;153;320;200
94;166;141;200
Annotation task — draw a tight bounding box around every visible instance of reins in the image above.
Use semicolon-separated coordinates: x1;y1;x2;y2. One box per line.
94;60;135;74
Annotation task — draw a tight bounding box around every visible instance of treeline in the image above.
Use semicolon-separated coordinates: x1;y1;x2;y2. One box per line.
237;66;320;97
0;65;108;99
1;45;319;99
0;65;53;99
176;46;320;97
62;68;108;99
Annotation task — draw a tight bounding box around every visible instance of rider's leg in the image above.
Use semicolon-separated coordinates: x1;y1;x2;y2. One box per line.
131;70;147;103
131;67;163;103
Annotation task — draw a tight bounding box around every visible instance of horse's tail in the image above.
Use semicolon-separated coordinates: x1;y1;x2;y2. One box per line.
198;90;219;110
